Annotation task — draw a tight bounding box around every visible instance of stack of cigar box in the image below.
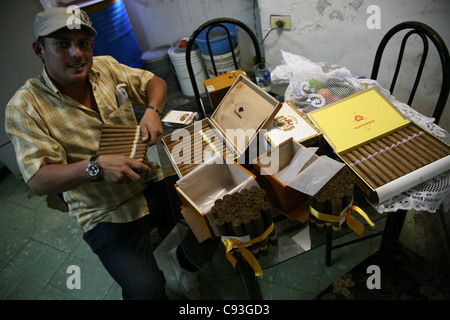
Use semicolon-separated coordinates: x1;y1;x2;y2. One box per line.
211;186;277;258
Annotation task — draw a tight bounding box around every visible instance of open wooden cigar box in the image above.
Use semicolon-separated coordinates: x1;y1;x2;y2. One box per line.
162;75;282;178
253;138;318;222
175;153;259;242
163;75;282;242
308;88;450;204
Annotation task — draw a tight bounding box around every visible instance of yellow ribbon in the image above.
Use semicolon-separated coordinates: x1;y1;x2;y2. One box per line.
222;223;274;277
309;201;374;238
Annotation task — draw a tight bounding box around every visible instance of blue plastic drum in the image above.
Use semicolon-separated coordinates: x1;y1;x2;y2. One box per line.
89;0;143;68
196;23;239;56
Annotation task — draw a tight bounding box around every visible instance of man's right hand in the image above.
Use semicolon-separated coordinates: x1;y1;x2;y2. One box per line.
97;154;150;183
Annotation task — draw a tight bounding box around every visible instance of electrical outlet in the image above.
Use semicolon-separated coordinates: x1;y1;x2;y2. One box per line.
270;15;291;30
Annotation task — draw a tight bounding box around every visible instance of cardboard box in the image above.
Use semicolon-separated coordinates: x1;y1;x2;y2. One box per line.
253;138;318;222
308;88;450;204
162;75;282;177
264;101;322;148
204;70;250;109
175;153;259;242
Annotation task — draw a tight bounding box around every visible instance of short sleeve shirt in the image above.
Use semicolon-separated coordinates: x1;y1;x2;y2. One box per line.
5;55;155;232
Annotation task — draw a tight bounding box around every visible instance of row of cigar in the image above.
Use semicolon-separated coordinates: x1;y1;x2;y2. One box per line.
342;124;450;189
211;186;277;258
309;166;355;233
96;124;148;159
163;120;228;176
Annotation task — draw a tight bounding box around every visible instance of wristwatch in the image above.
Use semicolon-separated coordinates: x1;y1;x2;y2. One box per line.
86;155;101;180
146;105;161;118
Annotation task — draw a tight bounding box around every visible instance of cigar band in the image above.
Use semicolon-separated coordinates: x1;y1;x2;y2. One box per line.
348;131;423;167
222;222;274;277
309;201;374;238
130;125;141;158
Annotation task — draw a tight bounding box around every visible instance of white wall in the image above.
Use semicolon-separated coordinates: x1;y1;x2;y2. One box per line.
0;0;43;176
123;0;261;72
257;0;450;131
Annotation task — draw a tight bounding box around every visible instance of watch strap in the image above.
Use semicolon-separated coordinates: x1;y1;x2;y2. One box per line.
146;105;161;118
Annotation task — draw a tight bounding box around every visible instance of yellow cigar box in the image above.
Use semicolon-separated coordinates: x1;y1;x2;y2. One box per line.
162;75;282;178
308;88;450;204
204;69;250;109
253;138;319;221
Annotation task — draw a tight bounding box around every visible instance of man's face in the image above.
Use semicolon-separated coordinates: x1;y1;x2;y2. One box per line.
34;28;94;88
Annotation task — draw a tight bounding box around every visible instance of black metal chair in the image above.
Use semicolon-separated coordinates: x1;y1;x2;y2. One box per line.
185;18;263;117
371;21;449;247
326;22;450;266
370;21;450;125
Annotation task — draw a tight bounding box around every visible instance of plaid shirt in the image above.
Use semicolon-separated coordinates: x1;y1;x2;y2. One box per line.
6;55;154;232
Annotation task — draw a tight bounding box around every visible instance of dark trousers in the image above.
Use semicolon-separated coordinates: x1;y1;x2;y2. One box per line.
83;214;167;300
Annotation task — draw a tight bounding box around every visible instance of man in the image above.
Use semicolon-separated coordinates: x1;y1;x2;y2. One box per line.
5;7;198;299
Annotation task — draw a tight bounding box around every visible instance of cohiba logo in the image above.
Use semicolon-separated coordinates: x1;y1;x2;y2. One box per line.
234;106;245;119
273;115;297;131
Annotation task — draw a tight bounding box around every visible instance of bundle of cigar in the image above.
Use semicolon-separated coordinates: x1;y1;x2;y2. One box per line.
309;166;355;233
96;124;148;159
342;124;450;190
211;186;277;258
163;121;229;176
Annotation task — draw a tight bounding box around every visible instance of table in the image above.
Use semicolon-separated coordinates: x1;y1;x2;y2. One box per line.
153;78;448;300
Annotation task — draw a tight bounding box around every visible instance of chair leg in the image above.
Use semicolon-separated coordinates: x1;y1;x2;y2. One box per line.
235;255;263;300
380;209;407;247
325;225;332;266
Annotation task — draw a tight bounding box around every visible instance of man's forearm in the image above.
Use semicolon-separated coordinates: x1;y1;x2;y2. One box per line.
27;160;90;196
146;75;167;111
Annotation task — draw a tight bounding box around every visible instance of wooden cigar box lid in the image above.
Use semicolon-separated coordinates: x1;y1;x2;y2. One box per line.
204;70;250;108
210;75;282;155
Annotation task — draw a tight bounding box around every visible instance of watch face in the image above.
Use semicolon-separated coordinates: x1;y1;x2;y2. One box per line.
88;165;100;176
87;163;100;178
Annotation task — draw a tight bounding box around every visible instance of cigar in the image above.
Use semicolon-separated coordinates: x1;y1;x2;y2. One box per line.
343;153;384;188
232;217;246;237
224;214;234;235
214;217;229;236
242;213;259;258
365;142;410;176
350;149;392;184
397;128;443;161
102;124;139;129
261;201;273;227
309;196;317;227
408;126;450;155
251;211;269;255
372;139;417;172
314;194;327;231
391;132;434;165
356;146;399;181
331;196;343;232
384;135;428;167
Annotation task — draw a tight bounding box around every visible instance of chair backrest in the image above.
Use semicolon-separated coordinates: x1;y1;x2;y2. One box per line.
185;18;262;117
370;21;449;125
